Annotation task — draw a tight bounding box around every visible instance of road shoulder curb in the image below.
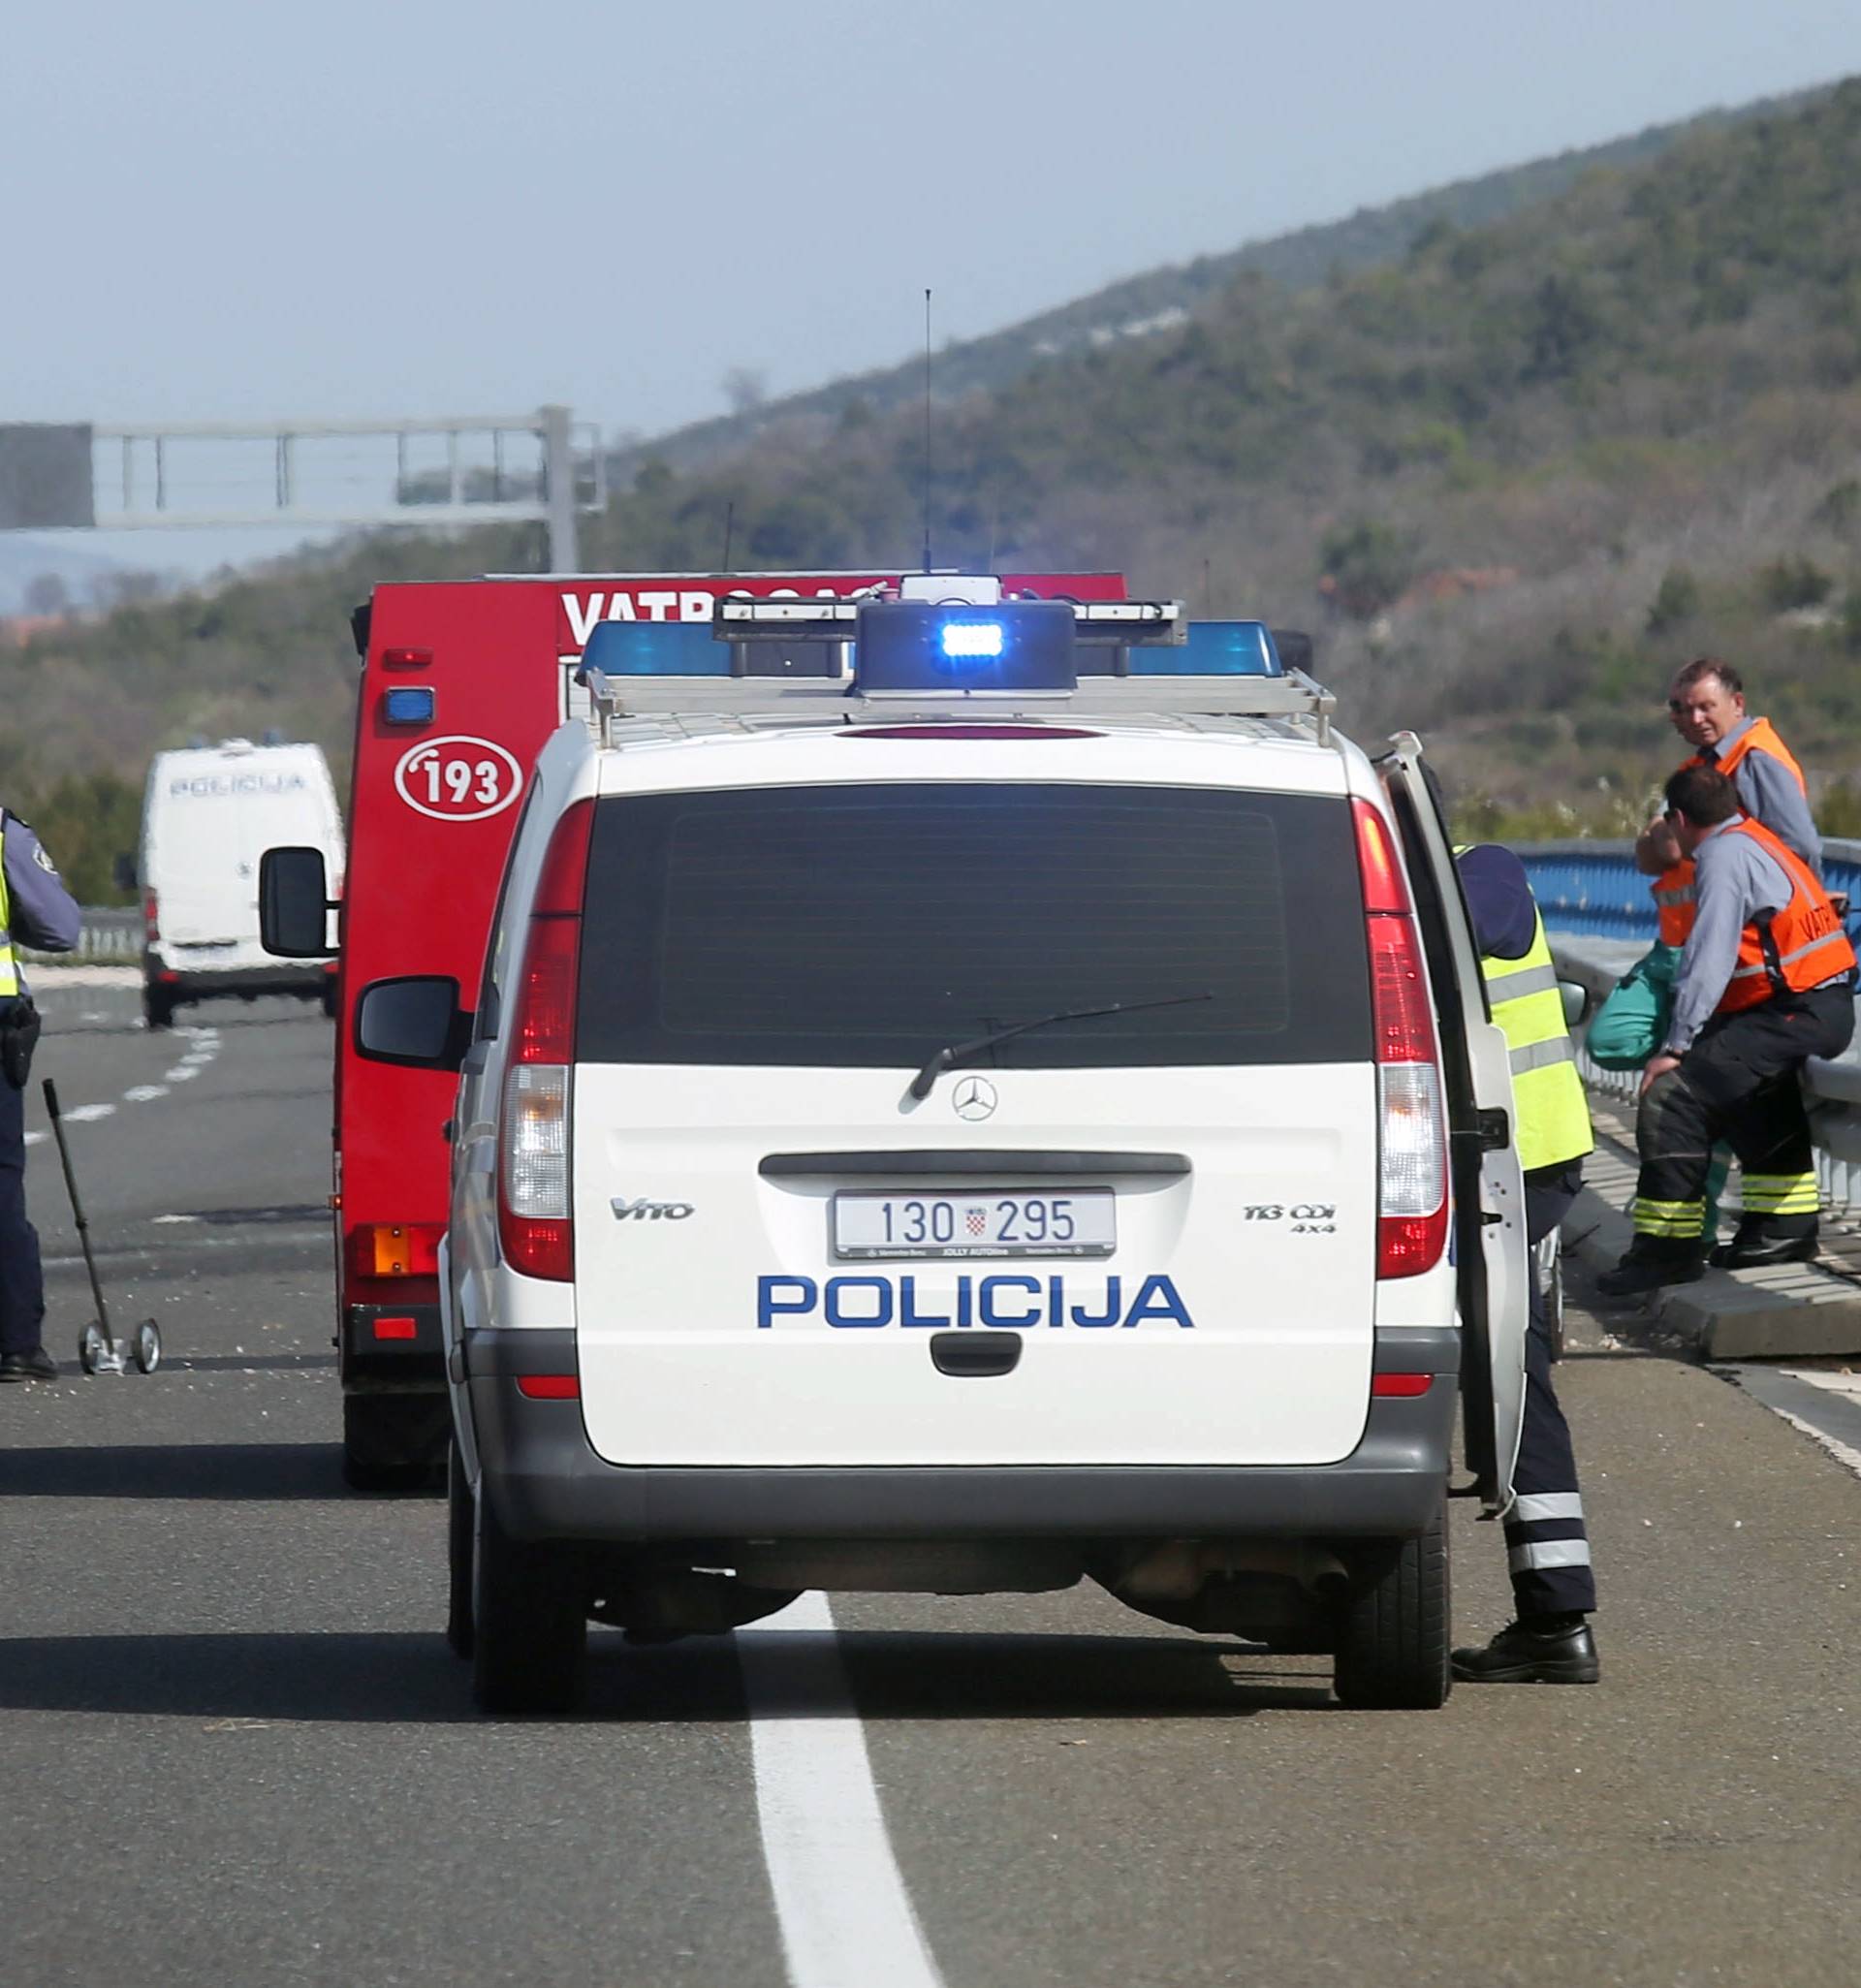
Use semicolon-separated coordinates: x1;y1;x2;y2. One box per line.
1562;1148;1861;1360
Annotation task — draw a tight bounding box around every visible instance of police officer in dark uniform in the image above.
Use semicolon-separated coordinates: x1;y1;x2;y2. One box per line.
1450;843;1600;1684
0;807;82;1382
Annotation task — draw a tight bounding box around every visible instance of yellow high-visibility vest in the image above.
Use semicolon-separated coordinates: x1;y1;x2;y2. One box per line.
1479;909;1592;1172
0;820;18;998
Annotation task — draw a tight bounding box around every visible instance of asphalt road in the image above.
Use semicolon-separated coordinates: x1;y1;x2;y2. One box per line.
4;992;1860;1988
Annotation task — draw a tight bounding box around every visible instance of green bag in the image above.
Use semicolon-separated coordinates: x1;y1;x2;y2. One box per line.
1585;943;1678;1071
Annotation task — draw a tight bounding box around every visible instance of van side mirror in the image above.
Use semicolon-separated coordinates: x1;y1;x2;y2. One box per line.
1559;978;1593;1031
355;976;472;1070
260;846;335;958
112;852;137;893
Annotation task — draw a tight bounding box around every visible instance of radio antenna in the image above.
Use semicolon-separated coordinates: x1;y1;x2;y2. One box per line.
921;287;933;575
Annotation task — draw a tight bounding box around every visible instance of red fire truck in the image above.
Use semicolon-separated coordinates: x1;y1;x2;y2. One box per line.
268;570;1126;1486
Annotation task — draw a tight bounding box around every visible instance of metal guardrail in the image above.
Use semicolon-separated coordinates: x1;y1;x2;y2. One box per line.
17;905;141;967
1517;836;1861;943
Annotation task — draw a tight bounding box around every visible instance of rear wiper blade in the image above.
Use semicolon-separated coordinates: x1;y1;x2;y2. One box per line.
907;993;1214;1102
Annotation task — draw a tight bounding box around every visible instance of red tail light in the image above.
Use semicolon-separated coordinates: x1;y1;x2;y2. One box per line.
1353;800;1448;1278
516;1373;580;1401
1371;1372;1435;1398
143;892;160;942
498;802;593;1281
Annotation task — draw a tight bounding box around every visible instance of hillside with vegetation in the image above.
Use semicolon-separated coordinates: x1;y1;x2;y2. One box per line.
11;77;1861;899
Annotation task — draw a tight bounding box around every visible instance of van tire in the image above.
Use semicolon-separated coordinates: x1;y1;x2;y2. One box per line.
1333;1501;1450;1710
143;986;175;1030
472;1495;586;1715
446;1438;475;1658
321;980;339;1020
341;1395;448;1494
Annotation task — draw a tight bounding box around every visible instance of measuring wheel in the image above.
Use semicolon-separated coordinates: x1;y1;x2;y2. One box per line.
79;1322;111;1376
132;1319;163;1374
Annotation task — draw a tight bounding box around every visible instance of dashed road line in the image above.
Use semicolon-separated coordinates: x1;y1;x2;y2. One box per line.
122;1085;170;1103
736;1594;943;1988
61;1102;116;1123
164;1065;201;1083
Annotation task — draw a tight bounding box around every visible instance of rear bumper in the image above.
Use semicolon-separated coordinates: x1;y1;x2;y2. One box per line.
466;1327;1461;1544
149;960;329;1001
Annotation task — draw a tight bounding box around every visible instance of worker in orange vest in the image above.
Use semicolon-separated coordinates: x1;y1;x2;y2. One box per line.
1634;656;1820;937
1597;765;1855;1296
1586;659;1824;1241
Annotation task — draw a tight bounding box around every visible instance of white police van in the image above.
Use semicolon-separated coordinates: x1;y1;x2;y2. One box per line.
348;583;1528;1715
137;739;343;1028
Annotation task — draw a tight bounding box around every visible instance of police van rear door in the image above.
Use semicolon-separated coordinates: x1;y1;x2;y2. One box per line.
568;756;1382;1472
1377;739;1529;1511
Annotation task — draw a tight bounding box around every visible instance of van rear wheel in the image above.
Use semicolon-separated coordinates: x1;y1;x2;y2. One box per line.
143;986;175;1030
472;1494;586;1716
1333;1500;1450;1710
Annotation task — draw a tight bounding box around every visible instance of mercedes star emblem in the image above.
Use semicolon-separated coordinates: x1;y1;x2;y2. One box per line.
953;1075;998;1121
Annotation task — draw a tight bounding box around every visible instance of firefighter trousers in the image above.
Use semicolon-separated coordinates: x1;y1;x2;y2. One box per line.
1630;981;1855;1249
0;1071;47;1356
1506;1161;1596;1618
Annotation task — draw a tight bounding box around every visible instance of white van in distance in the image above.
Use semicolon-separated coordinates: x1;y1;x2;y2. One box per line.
138;739;343;1028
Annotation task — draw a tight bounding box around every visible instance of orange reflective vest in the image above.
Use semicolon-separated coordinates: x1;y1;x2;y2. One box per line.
1716;816;1856;1016
1652;719;1808;947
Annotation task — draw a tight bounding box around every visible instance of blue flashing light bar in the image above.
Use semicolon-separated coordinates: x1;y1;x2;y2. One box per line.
582;619;730;677
939;620;1005;659
858;600;1077;695
1126;619;1281;677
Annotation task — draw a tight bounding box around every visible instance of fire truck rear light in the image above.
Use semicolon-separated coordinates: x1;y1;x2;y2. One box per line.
382;647;433;670
1372;1372;1435;1398
371;1315;419;1341
356;1221;444;1278
516;1373;580;1400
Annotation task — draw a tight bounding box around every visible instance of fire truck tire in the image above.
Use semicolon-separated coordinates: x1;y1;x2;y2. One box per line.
472;1496;587;1715
446;1438;475;1658
143;986;175;1031
341;1395;448;1494
1332;1501;1450;1710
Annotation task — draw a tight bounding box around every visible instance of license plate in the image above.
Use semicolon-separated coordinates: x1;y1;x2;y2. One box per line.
832;1188;1115;1259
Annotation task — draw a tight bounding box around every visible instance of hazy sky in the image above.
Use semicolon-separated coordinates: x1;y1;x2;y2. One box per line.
8;0;1861;572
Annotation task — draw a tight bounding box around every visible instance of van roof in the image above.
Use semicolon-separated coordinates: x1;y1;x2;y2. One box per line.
567;708;1363;805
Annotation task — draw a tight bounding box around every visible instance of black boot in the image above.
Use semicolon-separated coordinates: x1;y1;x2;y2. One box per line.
1452;1615;1599;1685
1595;1241;1704;1298
1711;1224;1819;1271
0;1345;59;1383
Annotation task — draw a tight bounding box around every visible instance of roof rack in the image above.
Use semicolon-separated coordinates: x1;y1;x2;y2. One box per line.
575;663;1338;743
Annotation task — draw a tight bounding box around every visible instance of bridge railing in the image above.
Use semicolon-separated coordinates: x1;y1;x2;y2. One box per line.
17;906;142;967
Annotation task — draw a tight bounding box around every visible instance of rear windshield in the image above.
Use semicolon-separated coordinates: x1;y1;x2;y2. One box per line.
576;782;1370;1068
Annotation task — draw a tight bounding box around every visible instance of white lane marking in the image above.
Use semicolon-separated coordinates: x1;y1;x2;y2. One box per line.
24;1130;44;1147
61;1103;115;1123
735;1593;943;1988
164;1065;200;1083
153;1214;202;1225
122;1085;170;1103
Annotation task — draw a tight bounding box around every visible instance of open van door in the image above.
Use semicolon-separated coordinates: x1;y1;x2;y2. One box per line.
1376;737;1529;1513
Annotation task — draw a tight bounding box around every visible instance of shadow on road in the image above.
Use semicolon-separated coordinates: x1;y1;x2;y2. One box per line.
0;1626;1332;1724
0;1442;344;1500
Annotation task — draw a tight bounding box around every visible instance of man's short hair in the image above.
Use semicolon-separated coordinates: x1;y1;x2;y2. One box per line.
1670;655;1744;702
1664;763;1742;827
